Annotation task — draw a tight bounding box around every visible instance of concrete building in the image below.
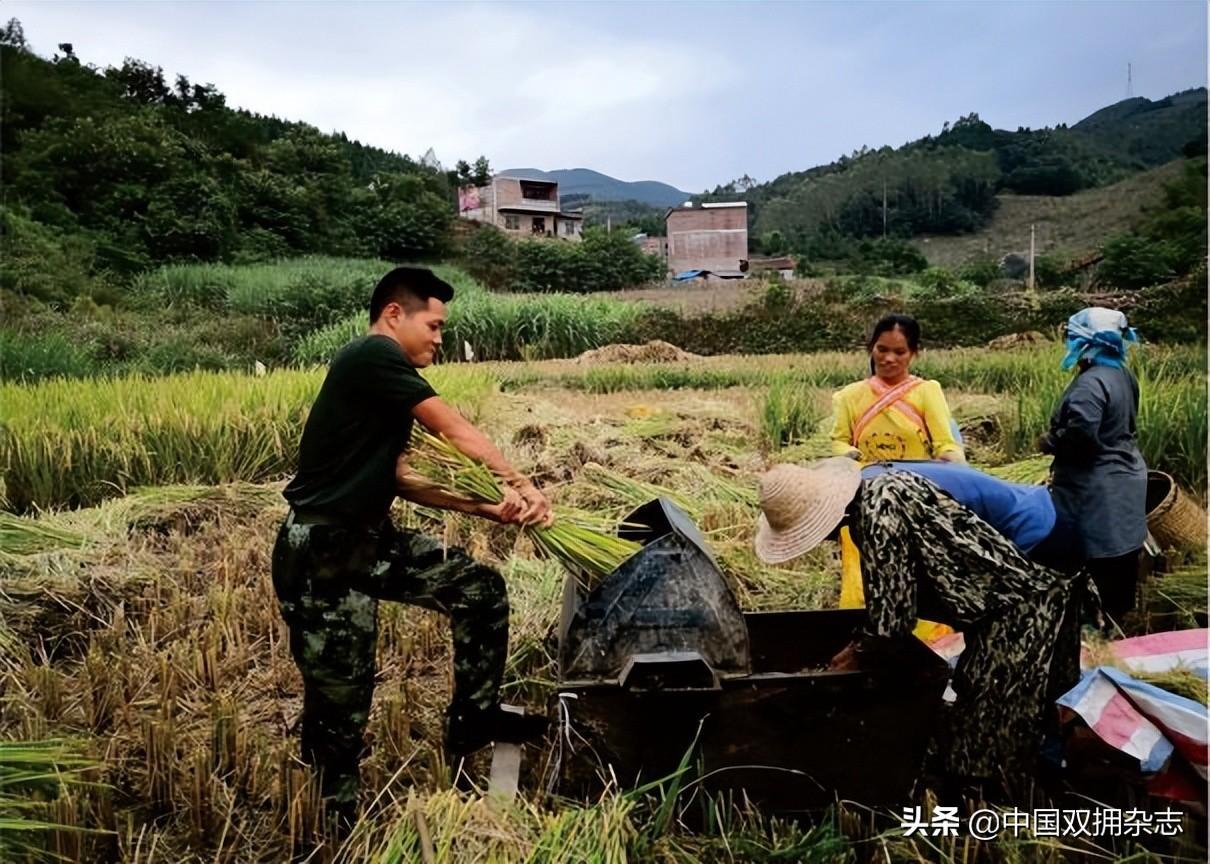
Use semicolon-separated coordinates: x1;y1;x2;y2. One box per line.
749;255;797;281
637;235;668;258
664;201;748;276
458;176;583;240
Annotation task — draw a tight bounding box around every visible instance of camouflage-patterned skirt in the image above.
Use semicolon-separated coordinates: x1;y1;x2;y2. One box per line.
856;470;1076;782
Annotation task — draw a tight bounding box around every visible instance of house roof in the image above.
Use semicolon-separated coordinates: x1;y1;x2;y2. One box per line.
749;256;797;270
664;201;748;219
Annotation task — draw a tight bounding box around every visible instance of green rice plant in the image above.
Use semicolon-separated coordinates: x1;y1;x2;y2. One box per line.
0;738;100;855
1136;367;1207;495
998;367;1207;495
337;787;638;863
998;388;1061;463
0;365;495;512
581;463;700;516
409;431;640;584
135;256;391;313
491;342;1202;399
987;456;1052;485
297;286;643;365
760;376;826;452
576;365;753;394
0;513;87;557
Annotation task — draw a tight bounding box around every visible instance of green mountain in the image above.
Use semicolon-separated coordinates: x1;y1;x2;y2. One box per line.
711;89;1206;254
497;167;689;208
1072;88;1208;165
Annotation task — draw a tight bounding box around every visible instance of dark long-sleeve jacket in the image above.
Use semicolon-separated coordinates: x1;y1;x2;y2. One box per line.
1044;365;1147;560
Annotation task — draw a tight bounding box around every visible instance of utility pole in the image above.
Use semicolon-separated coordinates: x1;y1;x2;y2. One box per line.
1028;223;1036;291
882;181;888;239
1127;62;1133;99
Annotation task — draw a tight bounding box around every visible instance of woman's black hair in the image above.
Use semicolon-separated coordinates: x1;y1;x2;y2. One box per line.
867;314;921;373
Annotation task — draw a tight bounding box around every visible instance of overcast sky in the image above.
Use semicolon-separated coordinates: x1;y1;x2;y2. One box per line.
8;1;1207;192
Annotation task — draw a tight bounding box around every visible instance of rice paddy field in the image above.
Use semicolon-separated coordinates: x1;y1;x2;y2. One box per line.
1;342;1206;862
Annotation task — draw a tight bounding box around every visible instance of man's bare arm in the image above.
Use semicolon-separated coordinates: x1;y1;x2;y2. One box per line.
396;460;522;522
411;396;552;525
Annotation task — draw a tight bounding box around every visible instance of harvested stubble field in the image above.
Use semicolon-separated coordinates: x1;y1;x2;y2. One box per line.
1;345;1206;862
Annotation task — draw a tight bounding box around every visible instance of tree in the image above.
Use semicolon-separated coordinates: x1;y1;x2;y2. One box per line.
112;59;170;104
472;155;492;186
462;225;516;290
1;17;27;49
1098;235;1175;290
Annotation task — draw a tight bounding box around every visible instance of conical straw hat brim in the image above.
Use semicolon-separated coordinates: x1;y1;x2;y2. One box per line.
754;462;861;563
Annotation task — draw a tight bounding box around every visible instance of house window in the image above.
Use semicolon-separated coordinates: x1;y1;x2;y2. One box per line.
503;214;520;230
520;181;554;201
562;221;576;236
531;217;546;234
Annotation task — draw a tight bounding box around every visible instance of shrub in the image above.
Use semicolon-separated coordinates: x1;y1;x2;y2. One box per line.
0;330;94;382
461;225;517;290
1098;234;1176;290
910;266;978;299
957;256;1002;287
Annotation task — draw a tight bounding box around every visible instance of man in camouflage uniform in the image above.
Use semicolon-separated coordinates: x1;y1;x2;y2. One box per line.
273;266;551;819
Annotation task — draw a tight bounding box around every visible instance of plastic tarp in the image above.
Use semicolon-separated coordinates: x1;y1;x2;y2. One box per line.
1058;630;1208;800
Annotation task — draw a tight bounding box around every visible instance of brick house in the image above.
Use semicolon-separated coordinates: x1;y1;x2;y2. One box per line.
458;176;583;240
664;202;748;275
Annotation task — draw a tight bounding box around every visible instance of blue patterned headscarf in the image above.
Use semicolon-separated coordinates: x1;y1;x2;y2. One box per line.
1060;307;1138;371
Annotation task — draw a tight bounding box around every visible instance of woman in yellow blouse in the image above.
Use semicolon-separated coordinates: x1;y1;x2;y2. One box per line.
832;314;965;464
832;314;964;627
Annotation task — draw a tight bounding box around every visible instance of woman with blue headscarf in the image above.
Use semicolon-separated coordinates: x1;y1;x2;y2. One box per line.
1039;307;1147;620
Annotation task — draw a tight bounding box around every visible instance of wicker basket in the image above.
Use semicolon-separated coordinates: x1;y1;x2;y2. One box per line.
1145;470;1207;553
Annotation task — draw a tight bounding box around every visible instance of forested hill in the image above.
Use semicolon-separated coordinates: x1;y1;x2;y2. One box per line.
704;89;1206;252
0;22;489;280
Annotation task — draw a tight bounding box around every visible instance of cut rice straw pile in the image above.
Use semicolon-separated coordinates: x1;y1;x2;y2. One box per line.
410;431;639;584
1083;634;1208;705
988;455;1052;485
0;513;87;557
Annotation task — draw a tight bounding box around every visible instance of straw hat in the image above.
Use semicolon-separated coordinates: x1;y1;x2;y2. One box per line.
755;458;862;563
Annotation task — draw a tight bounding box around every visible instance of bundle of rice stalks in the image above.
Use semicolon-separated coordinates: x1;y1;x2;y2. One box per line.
581;463;699;517
988;455;1052;485
410;432;640;584
621;413;678;440
1140;562;1208;631
1136;668;1208;706
1082;632;1207;704
0;513;87;557
0;739;98;850
694;467;758;509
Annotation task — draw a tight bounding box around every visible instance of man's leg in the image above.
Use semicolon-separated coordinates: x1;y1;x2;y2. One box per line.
272;519;380;817
359;527;545;754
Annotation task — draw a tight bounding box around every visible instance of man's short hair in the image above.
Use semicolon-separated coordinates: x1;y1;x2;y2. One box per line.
369;266;455;322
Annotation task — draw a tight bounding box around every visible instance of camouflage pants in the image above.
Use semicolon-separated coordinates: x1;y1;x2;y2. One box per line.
857;471;1075;782
271;512;509;807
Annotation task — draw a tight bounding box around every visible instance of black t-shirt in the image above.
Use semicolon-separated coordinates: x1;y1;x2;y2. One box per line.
284;335;437;525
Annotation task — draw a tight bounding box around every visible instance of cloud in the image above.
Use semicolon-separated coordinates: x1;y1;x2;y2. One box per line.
6;0;1205;190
